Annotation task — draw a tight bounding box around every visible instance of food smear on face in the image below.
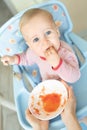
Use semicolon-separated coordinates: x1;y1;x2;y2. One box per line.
40;93;61;112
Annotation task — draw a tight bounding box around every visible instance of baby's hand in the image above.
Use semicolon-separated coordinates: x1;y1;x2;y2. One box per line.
1;55;18;66
44;46;60;68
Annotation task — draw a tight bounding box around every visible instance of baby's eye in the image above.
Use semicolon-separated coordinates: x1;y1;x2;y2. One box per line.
45;31;51;35
33;37;39;42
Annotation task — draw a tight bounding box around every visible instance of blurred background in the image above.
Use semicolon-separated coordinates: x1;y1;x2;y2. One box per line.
2;0;87;33
0;0;87;130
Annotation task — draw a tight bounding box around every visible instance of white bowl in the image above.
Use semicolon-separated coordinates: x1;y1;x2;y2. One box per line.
28;79;68;120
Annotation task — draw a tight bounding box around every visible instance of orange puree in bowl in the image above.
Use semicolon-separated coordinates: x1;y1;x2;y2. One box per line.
41;93;61;112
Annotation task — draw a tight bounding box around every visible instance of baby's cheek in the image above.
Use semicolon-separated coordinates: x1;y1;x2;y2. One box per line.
54;42;60;51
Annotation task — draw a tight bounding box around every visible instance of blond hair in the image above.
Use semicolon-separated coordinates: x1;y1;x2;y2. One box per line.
19;8;54;32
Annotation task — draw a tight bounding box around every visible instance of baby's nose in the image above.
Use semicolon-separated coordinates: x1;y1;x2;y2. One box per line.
43;37;51;47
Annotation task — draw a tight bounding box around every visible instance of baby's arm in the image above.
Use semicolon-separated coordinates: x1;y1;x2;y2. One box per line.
45;42;80;83
57;49;81;83
1;49;33;66
16;49;34;66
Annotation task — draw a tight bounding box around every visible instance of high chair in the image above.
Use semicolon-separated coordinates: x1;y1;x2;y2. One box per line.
0;0;87;129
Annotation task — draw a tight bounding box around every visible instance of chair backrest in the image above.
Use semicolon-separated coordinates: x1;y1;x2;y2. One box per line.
0;0;73;56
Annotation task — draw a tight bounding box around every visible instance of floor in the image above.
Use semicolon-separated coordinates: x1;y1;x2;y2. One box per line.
0;0;13;26
0;0;87;130
0;0;24;130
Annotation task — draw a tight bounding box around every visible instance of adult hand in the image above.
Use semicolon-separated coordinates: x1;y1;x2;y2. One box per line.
25;109;49;130
61;86;76;123
60;81;81;130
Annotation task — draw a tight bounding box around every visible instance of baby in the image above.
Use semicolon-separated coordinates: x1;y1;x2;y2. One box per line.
1;8;80;83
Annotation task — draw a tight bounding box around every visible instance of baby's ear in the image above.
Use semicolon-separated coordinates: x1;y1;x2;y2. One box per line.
55;21;61;28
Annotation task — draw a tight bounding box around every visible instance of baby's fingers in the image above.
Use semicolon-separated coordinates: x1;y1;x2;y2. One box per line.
1;57;9;66
44;47;57;59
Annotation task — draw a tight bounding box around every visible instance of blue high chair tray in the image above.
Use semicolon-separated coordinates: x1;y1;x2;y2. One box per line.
0;0;87;130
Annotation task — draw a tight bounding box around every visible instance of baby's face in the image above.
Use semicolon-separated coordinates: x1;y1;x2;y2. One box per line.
21;14;60;57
